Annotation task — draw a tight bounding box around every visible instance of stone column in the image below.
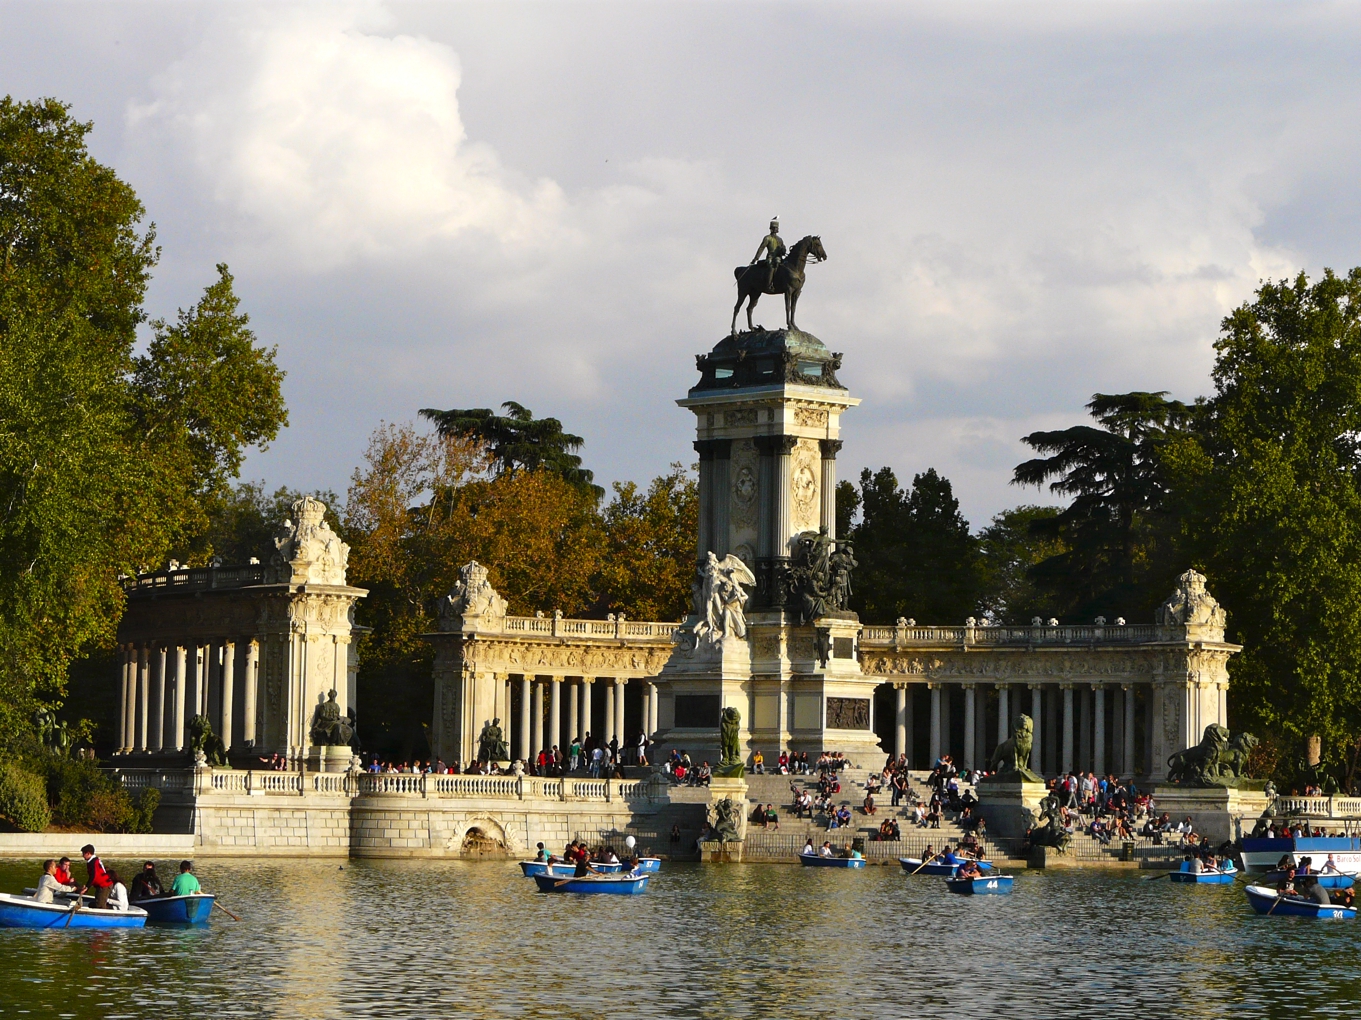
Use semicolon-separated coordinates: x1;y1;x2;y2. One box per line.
1093;685;1106;777
243;640;260;746
221;640;236;752
117;646;130;753
152;645;167;752
1029;685;1043;774
1061;683;1074;774
531;681;544;761
929;684;941;765
894;684;907;759
581;679;594;746
1122;684;1135;777
819;440;843;538
125;646;139;752
205;642;220;733
614;678;627;750
756;438;775;561
648;682;659;737
774;436;797;556
568;679;580;744
997;684;1009;745
603;681;616;745
173;645;187;752
136;644;150;751
519;676;531;764
694;440;715;559
549;677;562;757
962;683;976;770
711;440;732;557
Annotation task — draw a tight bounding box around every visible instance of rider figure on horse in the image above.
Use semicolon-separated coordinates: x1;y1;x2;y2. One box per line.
751;217;786;293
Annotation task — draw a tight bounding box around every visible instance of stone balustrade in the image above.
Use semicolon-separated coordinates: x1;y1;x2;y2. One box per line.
859;623;1160;647
114;768;660;804
1276;796;1361;819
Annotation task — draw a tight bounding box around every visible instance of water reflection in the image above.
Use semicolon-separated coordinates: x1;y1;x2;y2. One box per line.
0;858;1358;1019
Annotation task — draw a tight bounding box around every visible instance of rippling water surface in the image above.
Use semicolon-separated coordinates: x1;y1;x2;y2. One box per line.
0;857;1356;1019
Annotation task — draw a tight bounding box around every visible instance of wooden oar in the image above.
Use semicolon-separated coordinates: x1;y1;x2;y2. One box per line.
1142;870;1172;881
60;896;82;928
908;852;944;876
211;898;240;921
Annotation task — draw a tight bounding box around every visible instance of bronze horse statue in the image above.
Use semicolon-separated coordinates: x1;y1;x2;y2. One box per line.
731;235;827;334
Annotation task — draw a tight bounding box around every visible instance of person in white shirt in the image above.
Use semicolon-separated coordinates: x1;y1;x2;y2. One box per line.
818;841;834;858
33;859;79;904
802;839;815;856
107;870;129;911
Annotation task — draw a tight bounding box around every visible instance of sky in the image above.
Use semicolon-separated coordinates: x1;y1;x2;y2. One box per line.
4;1;1361;527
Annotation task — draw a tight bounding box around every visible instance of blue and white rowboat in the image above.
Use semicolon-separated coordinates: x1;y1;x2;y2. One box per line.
138;894;215;925
532;873;650;895
635;857;662;874
1244;884;1356;919
1263;870;1354;890
946;875;1014;895
0;893;147;929
1168;863;1238;885
799;853;866;868
519;860;638;878
899;857;993;877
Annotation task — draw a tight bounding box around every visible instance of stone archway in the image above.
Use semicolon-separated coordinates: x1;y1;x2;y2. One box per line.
449;816;511;858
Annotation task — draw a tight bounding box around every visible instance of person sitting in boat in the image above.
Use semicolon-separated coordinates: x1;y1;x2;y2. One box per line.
53;857;74;887
602;847;620;865
940;846;964;867
171;860;201;898
1276;866;1298;894
1331;886;1355;908
33;859;79;904
106;870;129;911
129;861;163;902
818;841;834;858
803;839;815;856
1184;854;1203;874
956;859;983;880
1322;854;1343;874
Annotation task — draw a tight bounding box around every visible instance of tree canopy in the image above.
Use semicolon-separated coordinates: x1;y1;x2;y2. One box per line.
0;97;286;750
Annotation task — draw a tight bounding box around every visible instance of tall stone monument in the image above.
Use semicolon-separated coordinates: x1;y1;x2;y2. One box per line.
654;233;881;765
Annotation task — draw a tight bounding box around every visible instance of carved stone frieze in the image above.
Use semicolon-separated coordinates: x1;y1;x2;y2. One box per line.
793;406;829;429
790;439;820;533
730;439;759;530
723;408;758;427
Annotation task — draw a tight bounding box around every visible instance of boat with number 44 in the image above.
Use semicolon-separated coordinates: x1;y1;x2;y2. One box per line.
1244;885;1356;919
945;875;1014;895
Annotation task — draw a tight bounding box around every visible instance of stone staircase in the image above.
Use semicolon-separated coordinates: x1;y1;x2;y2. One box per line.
739;769;1025;865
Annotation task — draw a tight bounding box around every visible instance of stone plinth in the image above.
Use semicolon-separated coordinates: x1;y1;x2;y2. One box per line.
308;744;354;773
976;777;1047;839
698;839;744;863
1149;784;1270;843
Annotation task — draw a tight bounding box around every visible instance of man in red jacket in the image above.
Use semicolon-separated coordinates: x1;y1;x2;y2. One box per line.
81;844;113;909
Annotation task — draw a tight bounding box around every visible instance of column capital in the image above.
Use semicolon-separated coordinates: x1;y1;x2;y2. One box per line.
1060;682;1074;691
959;682;976;691
693;438;733;459
819;439;844;458
1027;682;1042;690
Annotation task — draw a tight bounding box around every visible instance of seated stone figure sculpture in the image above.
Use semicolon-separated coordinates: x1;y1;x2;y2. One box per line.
310;690;355;747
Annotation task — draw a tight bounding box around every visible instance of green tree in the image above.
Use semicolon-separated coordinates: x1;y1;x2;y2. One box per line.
595;464;697;621
0;98;286;751
1171;268;1361;783
1013;392;1188;621
846;466;983;624
976;505;1067;623
419;401;602;498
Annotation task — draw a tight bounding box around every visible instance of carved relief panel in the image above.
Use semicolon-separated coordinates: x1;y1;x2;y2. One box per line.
790;439;821;534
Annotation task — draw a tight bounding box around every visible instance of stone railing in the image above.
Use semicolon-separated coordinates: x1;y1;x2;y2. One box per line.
860;623;1161;647
1276;796;1361;819
123;564;268;595
115;768;662;804
480;614;682;641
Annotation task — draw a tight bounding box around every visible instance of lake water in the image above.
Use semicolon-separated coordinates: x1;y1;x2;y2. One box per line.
0;857;1356;1019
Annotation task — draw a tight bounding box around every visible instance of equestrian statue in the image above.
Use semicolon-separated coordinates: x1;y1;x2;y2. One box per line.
731;217;827;334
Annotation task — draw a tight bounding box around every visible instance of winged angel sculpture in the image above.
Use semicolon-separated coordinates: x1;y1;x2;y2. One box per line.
692;552;756;650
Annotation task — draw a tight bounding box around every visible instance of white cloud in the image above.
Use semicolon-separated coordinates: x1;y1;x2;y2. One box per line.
128;4;572;266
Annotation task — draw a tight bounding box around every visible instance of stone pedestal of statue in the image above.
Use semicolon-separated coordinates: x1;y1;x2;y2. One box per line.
309;744;352;774
701;776;749;862
975;777;1047;839
1148;783;1270;843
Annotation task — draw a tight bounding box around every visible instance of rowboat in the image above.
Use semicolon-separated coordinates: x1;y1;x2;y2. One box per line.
138;893;216;925
1263;870;1354;890
1168;863;1238;885
635;857;662;874
1244;884;1356;919
0;892;147;929
946;874;1014;895
1241;836;1361;874
899;857;993;877
798;853;866;868
518;860;636;878
531;873;650;895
